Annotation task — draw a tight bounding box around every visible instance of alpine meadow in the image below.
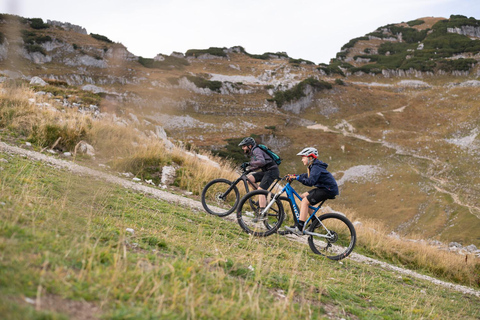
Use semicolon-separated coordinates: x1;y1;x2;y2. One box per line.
0;13;480;319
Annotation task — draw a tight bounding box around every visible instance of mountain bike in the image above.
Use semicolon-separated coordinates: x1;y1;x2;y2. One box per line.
236;176;356;260
201;168;281;217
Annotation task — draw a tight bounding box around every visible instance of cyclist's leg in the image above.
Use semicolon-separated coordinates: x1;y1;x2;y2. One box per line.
258;169;279;209
246;174;258;189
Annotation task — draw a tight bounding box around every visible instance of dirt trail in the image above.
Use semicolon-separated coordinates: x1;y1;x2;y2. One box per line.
1;141;479;298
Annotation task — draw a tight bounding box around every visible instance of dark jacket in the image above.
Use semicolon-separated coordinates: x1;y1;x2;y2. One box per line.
296;159;339;195
249;146;278;171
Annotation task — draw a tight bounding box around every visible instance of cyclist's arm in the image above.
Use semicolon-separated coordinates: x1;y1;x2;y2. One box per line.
249;148;266;170
296;166;322;186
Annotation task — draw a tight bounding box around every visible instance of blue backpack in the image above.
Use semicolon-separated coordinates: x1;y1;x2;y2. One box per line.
256;144;282;165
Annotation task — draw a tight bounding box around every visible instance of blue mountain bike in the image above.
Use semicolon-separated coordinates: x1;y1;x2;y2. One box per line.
236;176;356;260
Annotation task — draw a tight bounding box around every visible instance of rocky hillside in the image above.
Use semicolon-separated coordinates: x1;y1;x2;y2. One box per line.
1;13;480;247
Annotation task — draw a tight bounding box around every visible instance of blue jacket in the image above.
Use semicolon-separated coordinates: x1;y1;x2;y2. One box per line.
296;159;339;195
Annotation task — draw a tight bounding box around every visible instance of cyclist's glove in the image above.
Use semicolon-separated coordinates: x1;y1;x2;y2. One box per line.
286;174;297;182
240;162;250;171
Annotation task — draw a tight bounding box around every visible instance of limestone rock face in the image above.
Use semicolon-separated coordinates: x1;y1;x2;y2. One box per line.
447;26;480;38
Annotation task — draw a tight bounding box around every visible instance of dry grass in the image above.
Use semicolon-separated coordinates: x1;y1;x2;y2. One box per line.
339;206;480;287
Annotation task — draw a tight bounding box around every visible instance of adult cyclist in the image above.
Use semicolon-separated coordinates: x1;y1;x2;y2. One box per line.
238;137;280;221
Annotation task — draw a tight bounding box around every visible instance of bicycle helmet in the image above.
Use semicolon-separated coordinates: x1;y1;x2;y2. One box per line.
297;147;318;158
238;137;256;147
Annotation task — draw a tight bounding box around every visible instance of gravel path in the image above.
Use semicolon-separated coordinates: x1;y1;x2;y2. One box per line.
1;141;479;298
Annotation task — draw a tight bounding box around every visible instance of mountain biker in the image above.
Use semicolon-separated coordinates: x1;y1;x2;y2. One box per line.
238;137;280;221
285;147;339;235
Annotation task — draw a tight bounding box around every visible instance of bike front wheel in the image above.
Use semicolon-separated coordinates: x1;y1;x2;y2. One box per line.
236;190;285;237
307;213;356;260
201;179;240;217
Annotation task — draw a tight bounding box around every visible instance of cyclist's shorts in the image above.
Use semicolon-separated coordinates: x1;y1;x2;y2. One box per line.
307;188;336;205
252;167;280;190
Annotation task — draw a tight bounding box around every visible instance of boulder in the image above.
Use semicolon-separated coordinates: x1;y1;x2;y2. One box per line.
30;76;48;86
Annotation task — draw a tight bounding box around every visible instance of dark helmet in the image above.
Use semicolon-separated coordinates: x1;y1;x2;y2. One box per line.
238;137;256;147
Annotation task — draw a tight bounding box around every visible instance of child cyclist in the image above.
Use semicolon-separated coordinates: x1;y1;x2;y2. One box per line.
285;147;339;235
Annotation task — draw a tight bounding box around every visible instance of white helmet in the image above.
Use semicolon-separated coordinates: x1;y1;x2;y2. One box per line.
297;147;318;158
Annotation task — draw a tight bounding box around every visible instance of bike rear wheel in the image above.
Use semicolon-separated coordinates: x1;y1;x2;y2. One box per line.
307;213;356;260
201;179;240;217
236;190;285;237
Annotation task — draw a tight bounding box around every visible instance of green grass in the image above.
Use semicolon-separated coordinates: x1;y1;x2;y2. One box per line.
0;152;479;319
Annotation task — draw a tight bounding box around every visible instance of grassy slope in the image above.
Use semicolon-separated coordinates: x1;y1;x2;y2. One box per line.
1;152;479;319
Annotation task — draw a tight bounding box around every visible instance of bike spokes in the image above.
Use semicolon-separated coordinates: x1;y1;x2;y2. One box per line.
237;191;284;237
307;213;356;260
201;179;239;217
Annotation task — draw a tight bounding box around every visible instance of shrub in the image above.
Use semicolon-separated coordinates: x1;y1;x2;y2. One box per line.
335;52;347;59
90;33;113;43
436;58;477;72
185;75;222;92
25;44;47;55
388;26;429;43
317;61;352;76
407;19;425;27
138;56;189;70
28;18;49;29
335;79;345;85
289;58;315;65
350;64;384;75
341;36;368;50
0;32;4;45
185;47;227;57
247;51;290;60
21;30;52;46
271;77;332;108
211;137;246;164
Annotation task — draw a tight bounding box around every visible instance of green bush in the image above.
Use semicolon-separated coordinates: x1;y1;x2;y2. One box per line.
90;33;113;43
185;47;227;57
350;64;384;75
211;137;246;164
289;58;315;65
341;36;368;50
437;58;477;72
407;19;425;27
185;75;222;92
388;26;429;43
25;44;47;55
0;32;4;45
317;61;352;76
270;77;332;108
21;30;52;45
247;51;290;60
28;18;49;29
138;56;189;70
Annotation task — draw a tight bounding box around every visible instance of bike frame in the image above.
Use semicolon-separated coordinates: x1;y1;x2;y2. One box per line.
264;180;333;239
219;171;255;199
221;170;279;199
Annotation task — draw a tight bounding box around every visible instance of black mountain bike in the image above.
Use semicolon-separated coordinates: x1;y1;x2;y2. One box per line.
201;168;283;217
201;168;259;217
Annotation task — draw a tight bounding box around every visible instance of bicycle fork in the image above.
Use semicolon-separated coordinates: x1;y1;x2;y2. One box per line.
260;189;282;215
